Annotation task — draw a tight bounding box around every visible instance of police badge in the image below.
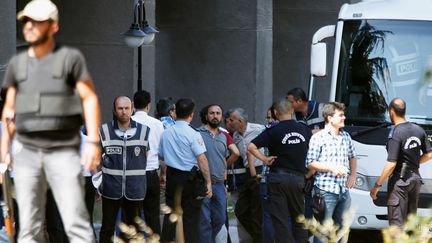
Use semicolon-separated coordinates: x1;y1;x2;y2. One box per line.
134;147;141;156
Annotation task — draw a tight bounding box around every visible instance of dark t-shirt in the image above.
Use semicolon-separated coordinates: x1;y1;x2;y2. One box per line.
2;46;90;148
251;119;312;174
387;122;432;170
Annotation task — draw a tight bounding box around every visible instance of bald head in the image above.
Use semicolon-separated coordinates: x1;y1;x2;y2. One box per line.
113;96;132;124
389;98;406;117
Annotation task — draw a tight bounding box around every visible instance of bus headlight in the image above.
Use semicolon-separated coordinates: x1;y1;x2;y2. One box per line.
354;173;369;191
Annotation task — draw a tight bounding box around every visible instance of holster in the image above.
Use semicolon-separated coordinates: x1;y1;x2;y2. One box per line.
190;166;207;200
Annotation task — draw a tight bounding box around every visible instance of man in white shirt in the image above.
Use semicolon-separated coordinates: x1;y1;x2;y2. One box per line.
132;90;165;235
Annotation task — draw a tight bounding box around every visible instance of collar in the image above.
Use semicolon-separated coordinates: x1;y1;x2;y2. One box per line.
112;119;137;130
323;125;342;137
198;125;221;135
175;120;189;126
134;110;148;116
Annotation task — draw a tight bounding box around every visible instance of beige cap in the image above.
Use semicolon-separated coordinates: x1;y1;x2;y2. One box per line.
17;0;58;22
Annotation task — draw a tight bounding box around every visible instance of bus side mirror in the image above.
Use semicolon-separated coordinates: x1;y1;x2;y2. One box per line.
311;42;327;77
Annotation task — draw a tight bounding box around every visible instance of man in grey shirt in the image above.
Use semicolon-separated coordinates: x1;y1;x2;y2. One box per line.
198;104;239;242
227;108;265;243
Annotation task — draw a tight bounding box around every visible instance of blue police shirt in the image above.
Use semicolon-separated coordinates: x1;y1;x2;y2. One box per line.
159;120;207;171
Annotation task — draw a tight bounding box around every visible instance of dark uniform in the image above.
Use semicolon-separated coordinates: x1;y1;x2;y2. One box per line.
386;122;431;226
98;120;149;242
294;100;325;130
251;120;312;243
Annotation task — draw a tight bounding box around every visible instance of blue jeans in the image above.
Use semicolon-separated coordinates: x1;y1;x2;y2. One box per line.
313;189;351;243
199;182;226;243
260;182;275;243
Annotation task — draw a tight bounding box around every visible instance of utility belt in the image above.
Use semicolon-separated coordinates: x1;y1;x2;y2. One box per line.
167;166;207;200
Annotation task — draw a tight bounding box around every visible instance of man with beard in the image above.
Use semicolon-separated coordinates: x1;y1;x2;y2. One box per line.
198;104;239;242
1;0;101;241
98;96;150;242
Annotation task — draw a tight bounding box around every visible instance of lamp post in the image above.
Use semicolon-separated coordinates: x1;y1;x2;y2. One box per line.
122;0;158;91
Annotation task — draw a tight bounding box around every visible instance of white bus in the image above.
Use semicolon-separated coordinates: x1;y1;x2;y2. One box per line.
309;0;432;229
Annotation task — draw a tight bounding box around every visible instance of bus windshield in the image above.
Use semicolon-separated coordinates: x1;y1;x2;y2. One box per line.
336;19;432;126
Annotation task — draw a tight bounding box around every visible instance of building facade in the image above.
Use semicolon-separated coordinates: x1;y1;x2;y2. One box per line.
1;0;352;124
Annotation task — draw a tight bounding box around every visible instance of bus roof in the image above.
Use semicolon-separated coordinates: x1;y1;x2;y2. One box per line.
339;0;432;21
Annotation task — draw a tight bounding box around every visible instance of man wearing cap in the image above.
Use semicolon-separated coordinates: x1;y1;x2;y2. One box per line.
1;0;101;242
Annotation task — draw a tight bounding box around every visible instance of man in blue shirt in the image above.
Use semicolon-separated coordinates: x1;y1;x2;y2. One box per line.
159;98;212;243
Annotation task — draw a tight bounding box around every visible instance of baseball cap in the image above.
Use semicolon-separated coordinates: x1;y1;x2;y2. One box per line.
17;0;58;22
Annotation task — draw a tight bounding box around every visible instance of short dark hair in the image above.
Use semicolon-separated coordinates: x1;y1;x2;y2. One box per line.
287;87;308;102
133;90;151;110
322;102;345;123
199;105;210;124
176;98;195;119
201;104;223;124
156;97;175;118
389;98;406;117
268;102;277;120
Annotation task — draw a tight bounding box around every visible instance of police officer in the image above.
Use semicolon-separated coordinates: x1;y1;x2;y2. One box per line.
159;98;212;243
370;98;432;226
248;99;312;243
99;96;150;242
1;0;101;241
286;87;325;132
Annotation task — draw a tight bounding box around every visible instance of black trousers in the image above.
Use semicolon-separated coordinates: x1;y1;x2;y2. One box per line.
387;172;422;227
143;170;161;235
267;173;308;243
161;167;203;243
46;176;95;243
99;197;142;243
235;177;262;243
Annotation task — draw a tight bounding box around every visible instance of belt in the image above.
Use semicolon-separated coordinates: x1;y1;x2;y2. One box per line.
146;169;158;174
167;166;191;175
270;167;303;177
227;168;246;175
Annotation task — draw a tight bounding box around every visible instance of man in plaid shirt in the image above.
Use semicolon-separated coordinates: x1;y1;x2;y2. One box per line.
306;102;357;242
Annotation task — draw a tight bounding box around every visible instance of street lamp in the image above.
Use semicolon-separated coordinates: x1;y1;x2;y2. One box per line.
122;0;158;91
